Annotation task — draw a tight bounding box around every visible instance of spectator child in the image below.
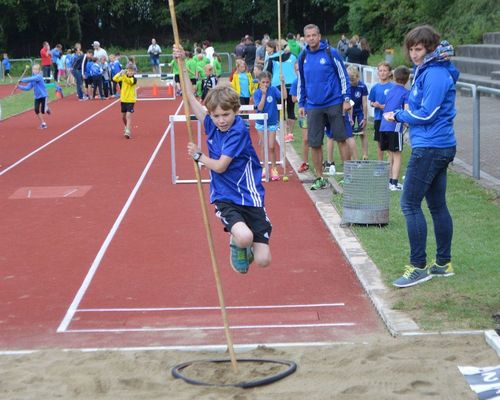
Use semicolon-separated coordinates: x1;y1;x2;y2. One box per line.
347;66;369;159
2;53;12;82
109;54;122;96
16;64;51;129
368;61;394;160
230;59;254;105
212;53;222;78
185;51;198;93
65;49;75;86
113;64;137;139
83;50;94;98
254;70;284;181
175;45;272;275
169;58;181;95
380;65;410;191
57;52;66;83
90;57;104;99
101;56;111;98
201;64;218;101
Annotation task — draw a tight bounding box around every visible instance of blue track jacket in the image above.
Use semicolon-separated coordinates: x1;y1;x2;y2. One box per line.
18;74;48;99
394;57;459;148
298;40;350;109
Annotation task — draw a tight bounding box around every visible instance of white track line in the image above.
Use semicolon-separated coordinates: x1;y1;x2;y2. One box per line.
65;322;356;333
0;99;119;177
76;303;345;313
57;101;183;333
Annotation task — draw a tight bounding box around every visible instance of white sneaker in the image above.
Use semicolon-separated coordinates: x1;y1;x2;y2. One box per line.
389;183;403;191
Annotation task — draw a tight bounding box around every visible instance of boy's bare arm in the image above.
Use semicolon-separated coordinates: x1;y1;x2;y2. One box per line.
187;142;232;174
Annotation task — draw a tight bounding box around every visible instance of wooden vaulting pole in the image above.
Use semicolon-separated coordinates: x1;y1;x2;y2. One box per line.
167;0;238;372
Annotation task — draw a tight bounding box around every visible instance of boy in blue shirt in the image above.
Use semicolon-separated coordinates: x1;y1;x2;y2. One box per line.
347;66;369;160
16;64;51;129
368;62;394;160
90;56;104;99
253;70;284;181
380;66;410;191
2;53;13;82
175;45;272;274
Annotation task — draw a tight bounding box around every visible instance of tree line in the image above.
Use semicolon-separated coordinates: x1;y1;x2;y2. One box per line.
1;0;498;57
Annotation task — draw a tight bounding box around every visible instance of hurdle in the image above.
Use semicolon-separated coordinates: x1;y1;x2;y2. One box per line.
169;113;269;184
239;104;285;167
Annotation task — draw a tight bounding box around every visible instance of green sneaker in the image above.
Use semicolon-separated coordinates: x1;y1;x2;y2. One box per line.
229;238;250;274
393;265;433;288
310;177;327;190
429;261;454;277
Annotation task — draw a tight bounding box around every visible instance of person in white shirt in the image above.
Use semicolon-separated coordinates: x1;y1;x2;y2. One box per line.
147;38;162;74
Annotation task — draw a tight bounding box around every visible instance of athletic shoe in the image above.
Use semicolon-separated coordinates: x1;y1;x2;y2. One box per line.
270;167;281;181
40;123;47;129
429;261;454;277
229;238;250;274
298;162;309;173
284;133;294;143
124;129;131;139
393;265;433;288
310;177;328;190
389;183;403;191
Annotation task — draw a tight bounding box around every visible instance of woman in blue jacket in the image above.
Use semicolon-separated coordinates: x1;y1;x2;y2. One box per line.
384;25;459;288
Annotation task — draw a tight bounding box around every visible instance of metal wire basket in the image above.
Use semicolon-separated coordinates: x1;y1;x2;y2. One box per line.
342;160;390;225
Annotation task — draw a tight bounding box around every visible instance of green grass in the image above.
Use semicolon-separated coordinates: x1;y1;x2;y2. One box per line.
0;86;76;120
291;123;500;331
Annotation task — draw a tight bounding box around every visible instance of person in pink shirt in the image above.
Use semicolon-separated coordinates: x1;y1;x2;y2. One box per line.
40;41;52;83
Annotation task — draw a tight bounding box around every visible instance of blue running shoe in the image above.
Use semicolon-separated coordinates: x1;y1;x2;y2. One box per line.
429;261;454;277
229;238;250;274
393;265;432;288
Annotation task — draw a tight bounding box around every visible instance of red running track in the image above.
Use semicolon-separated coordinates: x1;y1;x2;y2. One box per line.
0;84;16;99
0;96;384;350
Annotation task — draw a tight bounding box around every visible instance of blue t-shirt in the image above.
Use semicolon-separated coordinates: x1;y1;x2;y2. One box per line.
239;73;250;98
65;54;74;68
368;81;395;120
2;58;11;70
51;48;61;63
253;86;281;125
204;115;265;207
350;81;368;115
380;84;409;133
18;74;48;99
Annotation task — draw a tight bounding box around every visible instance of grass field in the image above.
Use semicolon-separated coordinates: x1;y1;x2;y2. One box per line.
291;124;500;331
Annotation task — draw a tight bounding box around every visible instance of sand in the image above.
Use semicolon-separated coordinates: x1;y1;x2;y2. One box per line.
0;334;498;399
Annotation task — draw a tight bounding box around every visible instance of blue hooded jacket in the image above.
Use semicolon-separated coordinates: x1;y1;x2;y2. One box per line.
394;44;459;149
298;40;350;109
18;74;48;99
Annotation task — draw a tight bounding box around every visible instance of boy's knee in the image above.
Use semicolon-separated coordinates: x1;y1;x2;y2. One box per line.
254;251;271;267
232;231;253;248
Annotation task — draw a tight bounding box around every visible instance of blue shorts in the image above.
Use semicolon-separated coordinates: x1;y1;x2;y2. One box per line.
150;57;160;66
352;113;365;133
255;122;278;132
325;115;352;139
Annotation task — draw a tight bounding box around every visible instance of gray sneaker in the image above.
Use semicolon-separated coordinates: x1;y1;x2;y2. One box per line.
429;261;454;277
393;265;433;288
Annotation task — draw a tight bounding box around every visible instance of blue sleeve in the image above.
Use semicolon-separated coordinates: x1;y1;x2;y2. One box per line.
221;128;247;159
362;83;368;96
253;89;262;110
273;86;281;102
290;78;298;97
395;70;450;126
331;48;350;98
298;52;307;108
368;85;377;102
17;83;33;91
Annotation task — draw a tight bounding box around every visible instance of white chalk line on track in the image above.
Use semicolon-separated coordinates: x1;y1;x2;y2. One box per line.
64;322;357;334
76;303;346;313
0;99;120;177
56;101;184;333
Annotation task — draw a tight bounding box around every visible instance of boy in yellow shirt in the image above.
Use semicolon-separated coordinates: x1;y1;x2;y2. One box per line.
113;64;137;139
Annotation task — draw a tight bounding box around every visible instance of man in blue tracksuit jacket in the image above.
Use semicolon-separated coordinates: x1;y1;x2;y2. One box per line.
384;25;459;288
298;24;352;190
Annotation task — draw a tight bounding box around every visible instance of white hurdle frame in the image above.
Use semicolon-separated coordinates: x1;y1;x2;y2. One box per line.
135;73;176;101
239;104;285;167
169;113;269;184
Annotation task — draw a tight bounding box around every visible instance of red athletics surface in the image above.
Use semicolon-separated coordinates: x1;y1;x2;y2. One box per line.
0;84;16;99
0;96;384;350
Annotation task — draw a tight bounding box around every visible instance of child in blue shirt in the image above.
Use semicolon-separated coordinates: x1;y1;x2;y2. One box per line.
90;57;104;99
368;62;394;160
380;66;410;191
16;64;51;129
109;54;122;97
2;53;12;82
83;50;94;99
348;66;369;160
253;70;284;181
175;45;272;274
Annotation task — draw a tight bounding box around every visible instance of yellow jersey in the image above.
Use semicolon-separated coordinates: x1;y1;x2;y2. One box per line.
113;72;137;103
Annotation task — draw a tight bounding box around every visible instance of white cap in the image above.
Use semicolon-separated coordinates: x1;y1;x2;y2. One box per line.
93;41;100;47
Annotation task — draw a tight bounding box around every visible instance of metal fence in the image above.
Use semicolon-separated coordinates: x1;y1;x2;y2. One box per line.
0;58;34;80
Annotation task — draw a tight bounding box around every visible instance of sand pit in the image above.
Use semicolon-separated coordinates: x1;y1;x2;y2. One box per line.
1;334;498;399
